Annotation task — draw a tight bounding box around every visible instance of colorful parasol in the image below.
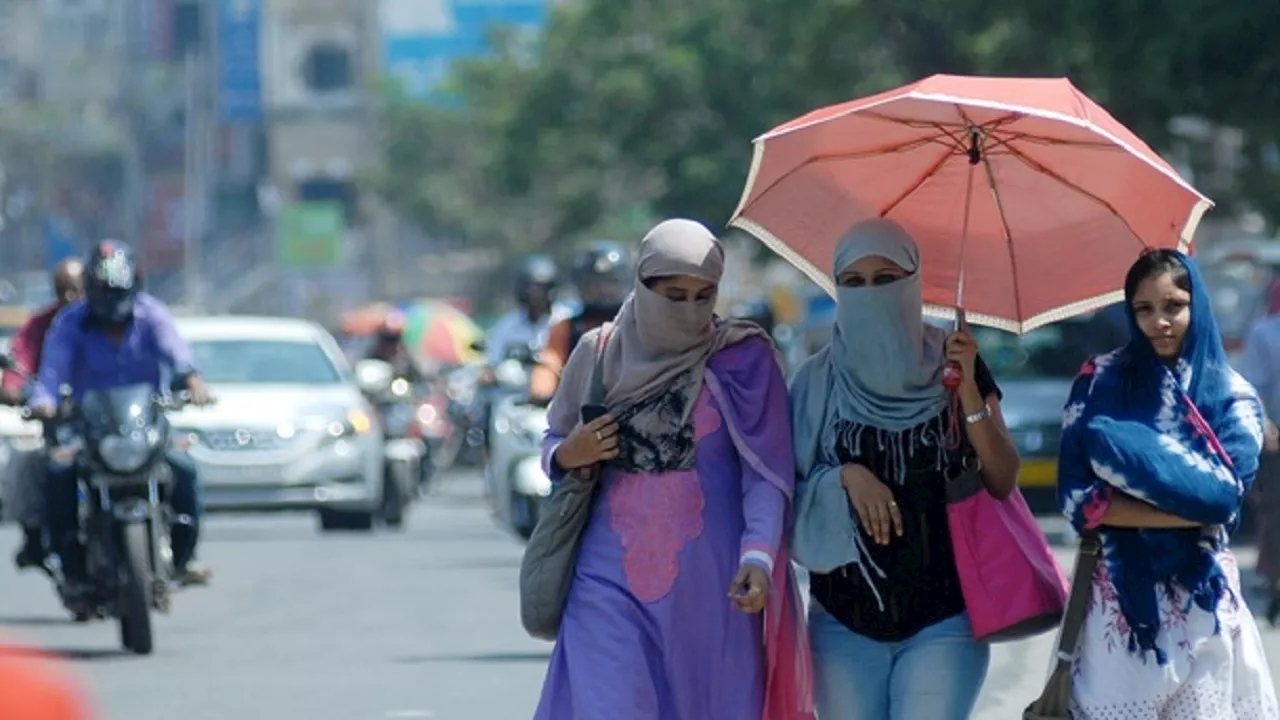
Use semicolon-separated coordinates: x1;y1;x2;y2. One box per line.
401;299;484;366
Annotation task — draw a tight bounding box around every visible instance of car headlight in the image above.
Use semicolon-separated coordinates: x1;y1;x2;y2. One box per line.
169;427;200;451
325;408;373;439
99;431;155;473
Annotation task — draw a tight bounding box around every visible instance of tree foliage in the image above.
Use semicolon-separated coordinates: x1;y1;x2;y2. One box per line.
370;0;1280;253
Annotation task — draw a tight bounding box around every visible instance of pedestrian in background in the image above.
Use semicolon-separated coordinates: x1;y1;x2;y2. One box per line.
1240;273;1280;620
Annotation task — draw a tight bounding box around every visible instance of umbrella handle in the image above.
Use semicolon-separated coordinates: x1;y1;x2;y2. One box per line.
941;306;966;391
942;361;963;391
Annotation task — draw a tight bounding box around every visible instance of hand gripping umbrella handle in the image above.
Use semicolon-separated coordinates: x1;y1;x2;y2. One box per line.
942;361;963;391
942;306;967;391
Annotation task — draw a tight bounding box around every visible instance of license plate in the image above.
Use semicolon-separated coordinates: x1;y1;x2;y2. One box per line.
1018;459;1057;487
201;464;283;485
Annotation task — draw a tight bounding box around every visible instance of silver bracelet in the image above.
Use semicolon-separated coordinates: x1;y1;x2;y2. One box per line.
964;404;991;425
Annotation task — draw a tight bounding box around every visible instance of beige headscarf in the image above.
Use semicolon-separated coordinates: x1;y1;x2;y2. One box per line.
547;219;767;468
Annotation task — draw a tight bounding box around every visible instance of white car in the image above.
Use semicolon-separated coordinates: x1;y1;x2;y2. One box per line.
168;316;385;532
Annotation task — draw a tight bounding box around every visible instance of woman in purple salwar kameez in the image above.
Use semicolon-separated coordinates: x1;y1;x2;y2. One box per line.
534;219;814;720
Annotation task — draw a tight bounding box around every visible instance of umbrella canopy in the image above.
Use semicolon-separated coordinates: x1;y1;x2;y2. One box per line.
338;302;397;336
730;74;1212;334
402;299;484;366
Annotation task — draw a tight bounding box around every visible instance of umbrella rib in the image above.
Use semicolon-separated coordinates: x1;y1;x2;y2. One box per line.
995;138;1149;250
742;112;1028;216
879;146;955;217
860;110;1022;135
954;105;1026;324
995;131;1121;152
737;136;951;216
979;150;1026;331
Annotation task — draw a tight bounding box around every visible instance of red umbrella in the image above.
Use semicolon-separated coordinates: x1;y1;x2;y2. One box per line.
730;74;1211;333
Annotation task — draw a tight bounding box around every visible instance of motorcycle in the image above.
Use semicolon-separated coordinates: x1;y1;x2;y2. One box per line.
353;359;424;528
442;362;489;468
484;344;551;539
412;379;456;487
0;354;191;655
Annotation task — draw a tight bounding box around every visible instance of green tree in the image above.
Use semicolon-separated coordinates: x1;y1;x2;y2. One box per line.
373;0;1280;251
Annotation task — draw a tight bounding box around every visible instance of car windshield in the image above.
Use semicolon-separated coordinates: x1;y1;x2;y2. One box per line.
191;339;343;385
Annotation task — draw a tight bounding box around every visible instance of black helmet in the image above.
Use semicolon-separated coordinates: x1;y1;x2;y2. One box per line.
572;241;632;315
515;254;559;306
84;240;140;325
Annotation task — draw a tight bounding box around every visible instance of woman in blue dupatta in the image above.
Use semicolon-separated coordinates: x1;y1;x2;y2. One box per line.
1059;249;1279;719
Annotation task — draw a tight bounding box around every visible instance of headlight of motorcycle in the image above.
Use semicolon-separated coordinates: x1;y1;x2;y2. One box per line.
515;414;547;445
99;431;154;473
494;359;529;389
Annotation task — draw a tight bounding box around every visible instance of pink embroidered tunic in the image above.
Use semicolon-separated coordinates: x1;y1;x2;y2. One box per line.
533;338;812;720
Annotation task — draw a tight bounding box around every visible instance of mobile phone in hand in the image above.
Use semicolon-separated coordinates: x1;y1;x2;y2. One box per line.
581;403;608;424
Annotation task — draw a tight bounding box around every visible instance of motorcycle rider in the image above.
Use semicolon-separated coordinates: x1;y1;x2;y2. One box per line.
484;255;561;367
529;241;632;404
366;311;424;383
0;259;85;570
28;241;213;588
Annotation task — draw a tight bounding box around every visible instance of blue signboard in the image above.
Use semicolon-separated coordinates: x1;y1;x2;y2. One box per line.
380;0;549;102
217;0;262;122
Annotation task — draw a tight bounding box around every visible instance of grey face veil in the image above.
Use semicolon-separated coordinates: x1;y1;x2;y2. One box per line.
545;219;767;471
791;218;952;490
829;218;950;431
788;218;953;608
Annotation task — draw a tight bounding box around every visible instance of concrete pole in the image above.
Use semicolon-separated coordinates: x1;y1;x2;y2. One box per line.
182;50;204;311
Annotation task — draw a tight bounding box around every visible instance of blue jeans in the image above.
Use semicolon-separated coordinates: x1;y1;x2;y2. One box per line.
45;450;202;578
809;602;990;720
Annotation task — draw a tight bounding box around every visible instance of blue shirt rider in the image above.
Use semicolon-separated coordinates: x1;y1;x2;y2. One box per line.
29;240;214;588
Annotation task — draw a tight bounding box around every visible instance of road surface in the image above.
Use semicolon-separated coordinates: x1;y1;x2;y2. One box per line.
0;470;1276;719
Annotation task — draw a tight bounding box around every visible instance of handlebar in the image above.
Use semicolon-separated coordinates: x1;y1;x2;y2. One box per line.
17;389;215;422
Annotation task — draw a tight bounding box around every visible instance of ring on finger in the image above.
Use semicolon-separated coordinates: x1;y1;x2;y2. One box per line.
595;430;602;441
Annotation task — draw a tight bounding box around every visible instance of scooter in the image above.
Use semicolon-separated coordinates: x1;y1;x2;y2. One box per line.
353;359;423;529
484;344;551;539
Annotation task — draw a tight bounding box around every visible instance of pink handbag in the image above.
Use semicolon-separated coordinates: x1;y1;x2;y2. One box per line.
947;464;1069;642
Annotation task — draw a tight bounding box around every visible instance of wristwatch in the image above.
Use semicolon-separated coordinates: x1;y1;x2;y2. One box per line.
964;404;992;425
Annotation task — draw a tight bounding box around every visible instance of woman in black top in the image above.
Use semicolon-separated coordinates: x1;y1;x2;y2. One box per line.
789;219;1021;720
